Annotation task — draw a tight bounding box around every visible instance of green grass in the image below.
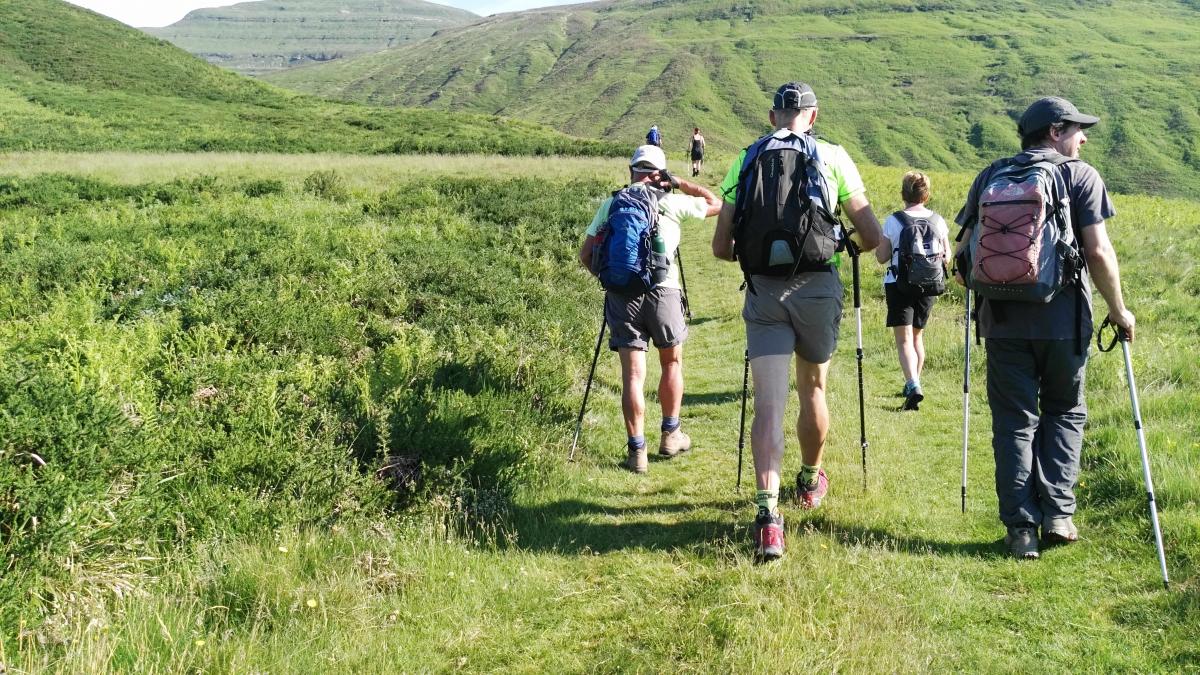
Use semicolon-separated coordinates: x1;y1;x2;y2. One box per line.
1;153;1196;672
147;0;478;77
264;0;1200;198
0;0;621;157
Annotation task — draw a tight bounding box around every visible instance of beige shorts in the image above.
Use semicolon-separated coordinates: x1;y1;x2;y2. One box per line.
743;272;843;363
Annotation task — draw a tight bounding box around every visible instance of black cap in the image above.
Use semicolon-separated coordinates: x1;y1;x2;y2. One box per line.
773;82;818;110
1018;96;1100;136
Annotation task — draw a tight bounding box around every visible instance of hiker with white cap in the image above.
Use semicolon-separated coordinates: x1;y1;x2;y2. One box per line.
579;145;721;473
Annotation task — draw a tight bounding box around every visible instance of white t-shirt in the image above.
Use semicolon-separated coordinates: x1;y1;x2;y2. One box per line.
881;206;949;286
586;186;709;290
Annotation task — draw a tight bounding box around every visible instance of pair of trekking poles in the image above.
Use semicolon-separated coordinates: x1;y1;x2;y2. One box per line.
568;250;692;461
960;296;1170;589
734;237;870;491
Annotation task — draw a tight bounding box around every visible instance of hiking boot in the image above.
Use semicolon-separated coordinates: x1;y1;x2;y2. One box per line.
658;428;692;458
753;510;785;561
1005;526;1040;559
902;383;924;411
621;445;648;474
1042;516;1079;544
796;468;829;510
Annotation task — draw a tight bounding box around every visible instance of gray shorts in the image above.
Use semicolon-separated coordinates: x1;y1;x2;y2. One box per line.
743;273;843;363
605;287;688;351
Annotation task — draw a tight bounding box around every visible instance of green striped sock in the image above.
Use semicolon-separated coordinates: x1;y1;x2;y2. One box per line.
755;490;778;515
799;464;820;489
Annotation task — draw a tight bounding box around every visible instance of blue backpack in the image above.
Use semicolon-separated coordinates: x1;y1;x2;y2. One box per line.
646;127;661;146
591;185;669;295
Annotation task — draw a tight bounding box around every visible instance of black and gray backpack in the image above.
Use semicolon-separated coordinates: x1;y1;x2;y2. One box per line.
732;132;843;283
891;211;947;297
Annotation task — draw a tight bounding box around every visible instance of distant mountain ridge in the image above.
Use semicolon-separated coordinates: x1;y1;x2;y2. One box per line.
0;0;620;156
148;0;478;76
264;0;1200;197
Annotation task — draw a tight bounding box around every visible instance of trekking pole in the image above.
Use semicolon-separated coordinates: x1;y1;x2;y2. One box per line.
568;313;607;462
736;349;749;489
1098;318;1170;589
961;290;972;514
848;236;868;490
675;249;693;321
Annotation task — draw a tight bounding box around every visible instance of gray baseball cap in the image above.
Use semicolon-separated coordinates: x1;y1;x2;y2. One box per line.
773;82;818;110
1018;96;1100;136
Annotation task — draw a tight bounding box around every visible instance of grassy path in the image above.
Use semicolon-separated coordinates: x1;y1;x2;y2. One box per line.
4;155;1194;672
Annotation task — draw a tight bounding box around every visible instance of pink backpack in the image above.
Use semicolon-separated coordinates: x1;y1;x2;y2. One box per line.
966;155;1082;303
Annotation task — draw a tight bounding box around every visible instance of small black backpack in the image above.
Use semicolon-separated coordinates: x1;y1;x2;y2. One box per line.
892;211;947;297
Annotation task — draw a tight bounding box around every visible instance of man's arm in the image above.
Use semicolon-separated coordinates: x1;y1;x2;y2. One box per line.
675;177;722;217
579;234;596;273
874;236;892;265
712;202;736;261
841;193;883;252
1080;221;1135;340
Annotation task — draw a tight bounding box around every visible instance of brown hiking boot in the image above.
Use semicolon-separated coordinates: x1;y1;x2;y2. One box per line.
658;428;691;458
621;445;648;474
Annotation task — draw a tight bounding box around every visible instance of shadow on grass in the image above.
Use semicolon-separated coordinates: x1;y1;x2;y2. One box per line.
682;390;744;406
800;512;1004;559
503;498;1005;559
506;498;739;554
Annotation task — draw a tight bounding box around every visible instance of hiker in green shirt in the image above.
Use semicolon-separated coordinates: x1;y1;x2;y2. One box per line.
712;82;883;561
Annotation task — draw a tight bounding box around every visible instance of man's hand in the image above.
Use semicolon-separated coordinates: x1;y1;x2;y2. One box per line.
1108;308;1136;342
655;169;681;192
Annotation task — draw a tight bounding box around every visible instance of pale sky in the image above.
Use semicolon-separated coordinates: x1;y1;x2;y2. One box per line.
65;0;581;27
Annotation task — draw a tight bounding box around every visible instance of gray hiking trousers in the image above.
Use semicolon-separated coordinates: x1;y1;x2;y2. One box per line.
985;338;1088;527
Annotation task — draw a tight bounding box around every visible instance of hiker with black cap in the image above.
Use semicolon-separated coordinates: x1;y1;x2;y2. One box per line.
711;82;883;561
953;96;1135;560
579;144;721;473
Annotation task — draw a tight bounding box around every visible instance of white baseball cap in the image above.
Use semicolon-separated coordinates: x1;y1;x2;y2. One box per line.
629;145;667;171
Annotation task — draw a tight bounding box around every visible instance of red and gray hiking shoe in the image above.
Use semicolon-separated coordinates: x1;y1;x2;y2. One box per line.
753;510;785;561
796;469;829;510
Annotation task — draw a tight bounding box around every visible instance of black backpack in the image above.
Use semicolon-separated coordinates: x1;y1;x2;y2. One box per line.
891;211;947;297
732;132;842;280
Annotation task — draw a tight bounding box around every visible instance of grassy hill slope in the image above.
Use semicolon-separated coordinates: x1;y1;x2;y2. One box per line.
265;0;1200;197
147;0;478;77
0;0;619;156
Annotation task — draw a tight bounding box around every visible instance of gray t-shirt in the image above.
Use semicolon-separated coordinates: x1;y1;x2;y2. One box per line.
955;150;1116;340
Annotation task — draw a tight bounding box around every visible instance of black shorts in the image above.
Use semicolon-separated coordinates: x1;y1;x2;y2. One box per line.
885;283;936;328
691;149;704;161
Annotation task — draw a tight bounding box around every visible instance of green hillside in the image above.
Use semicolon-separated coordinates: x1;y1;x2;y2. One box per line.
265;0;1200;197
147;0;478;77
0;0;620;156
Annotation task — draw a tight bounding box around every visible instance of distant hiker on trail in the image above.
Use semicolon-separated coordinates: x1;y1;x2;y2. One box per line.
689;127;706;177
646;125;662;148
953;96;1134;560
579;144;721;473
711;82;883;561
875;170;950;411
